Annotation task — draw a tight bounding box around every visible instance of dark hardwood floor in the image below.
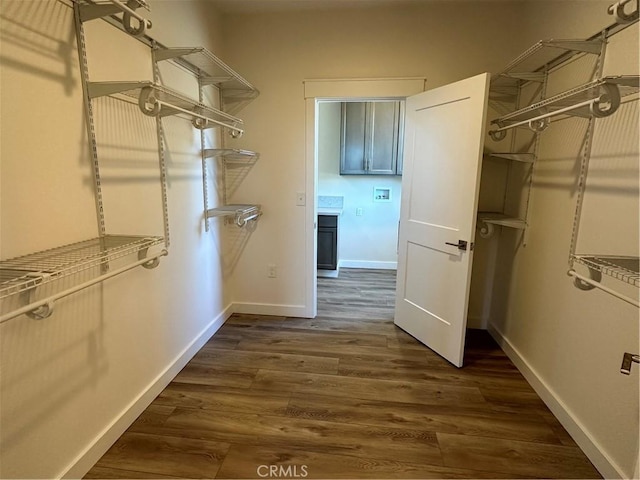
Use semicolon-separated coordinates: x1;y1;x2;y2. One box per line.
85;268;600;479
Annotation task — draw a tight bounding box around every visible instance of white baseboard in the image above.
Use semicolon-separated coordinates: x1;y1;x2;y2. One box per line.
488;323;623;479
339;260;397;270
60;304;234;479
317;268;339;278
233;302;309;318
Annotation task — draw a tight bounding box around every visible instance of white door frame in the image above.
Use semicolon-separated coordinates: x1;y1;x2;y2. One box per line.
303;78;426;318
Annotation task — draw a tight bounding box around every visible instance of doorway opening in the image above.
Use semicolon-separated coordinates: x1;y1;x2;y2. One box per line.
303;78;426;318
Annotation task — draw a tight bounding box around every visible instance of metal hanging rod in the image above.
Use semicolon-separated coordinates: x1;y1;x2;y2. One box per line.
205;204;262;228
568;270;639;308
608;0;640;23
0;249;168;324
87;81;245;135
489;76;639;140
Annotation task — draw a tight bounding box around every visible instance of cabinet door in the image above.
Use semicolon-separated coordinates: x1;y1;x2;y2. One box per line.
368;101;400;175
317;227;338;270
317;215;338;270
340;102;367;174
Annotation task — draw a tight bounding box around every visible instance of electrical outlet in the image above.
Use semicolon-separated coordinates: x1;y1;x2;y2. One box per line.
267;264;277;278
356;208;363;216
296;192;306;206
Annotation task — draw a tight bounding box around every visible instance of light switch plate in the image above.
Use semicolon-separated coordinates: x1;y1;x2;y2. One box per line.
296;192;306;206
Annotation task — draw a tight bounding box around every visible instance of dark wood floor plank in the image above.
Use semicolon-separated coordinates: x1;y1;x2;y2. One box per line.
189;347;340;374
437;432;601;479
84;466;180;479
251;369;488;407
216;444;531;479
285;393;562;444
155;383;291;414
163;407;444;466
338;355;534;391
94;431;229;478
172;363;257;388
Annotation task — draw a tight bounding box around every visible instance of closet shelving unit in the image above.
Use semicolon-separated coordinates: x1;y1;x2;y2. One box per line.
487;2;640;307
151;45;261;231
0;1;170;324
482;36;607;240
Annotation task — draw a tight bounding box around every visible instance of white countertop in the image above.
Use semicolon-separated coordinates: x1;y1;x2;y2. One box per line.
318;208;343;216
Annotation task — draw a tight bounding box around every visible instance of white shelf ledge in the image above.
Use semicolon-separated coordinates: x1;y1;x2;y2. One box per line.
154;47;259;113
87;81;244;135
489;38;604;106
0;235;164;300
572;254;639;287
0;235;165;323
477;213;527;238
489;153;536;163
204;149;260;164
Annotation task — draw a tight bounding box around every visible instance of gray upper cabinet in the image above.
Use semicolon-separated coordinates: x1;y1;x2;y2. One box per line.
340;101;404;175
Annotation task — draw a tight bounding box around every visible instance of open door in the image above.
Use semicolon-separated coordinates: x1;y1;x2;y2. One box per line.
394;73;490;367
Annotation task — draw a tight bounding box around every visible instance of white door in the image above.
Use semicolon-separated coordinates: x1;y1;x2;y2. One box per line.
394;73;490;367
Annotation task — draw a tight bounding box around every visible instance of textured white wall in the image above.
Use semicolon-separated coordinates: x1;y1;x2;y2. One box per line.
0;1;232;477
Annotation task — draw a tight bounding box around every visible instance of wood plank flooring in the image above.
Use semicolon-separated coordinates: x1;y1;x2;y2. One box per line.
85;268;600;479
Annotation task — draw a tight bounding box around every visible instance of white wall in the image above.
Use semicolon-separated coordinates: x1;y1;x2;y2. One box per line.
318;101;401;268
487;2;639;477
220;1;527;312
0;1;234;477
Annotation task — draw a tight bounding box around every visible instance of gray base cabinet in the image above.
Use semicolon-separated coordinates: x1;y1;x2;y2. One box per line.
317;215;338;270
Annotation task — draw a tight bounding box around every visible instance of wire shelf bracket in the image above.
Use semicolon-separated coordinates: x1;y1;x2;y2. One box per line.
77;0;152;36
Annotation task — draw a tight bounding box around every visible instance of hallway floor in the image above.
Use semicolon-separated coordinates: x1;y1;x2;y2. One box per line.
85;269;601;479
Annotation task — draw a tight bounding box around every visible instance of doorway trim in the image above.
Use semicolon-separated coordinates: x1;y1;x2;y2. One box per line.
303;77;426;318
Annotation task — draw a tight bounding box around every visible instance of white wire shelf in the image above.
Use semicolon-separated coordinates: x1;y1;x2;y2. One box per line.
204;149;260;165
205;204;262;227
0;235;164;301
572;255;640;287
153;47;259;111
489;38;603;106
489;76;640;139
87;81;244;135
78;0;152;36
478;212;527;230
489;153;537;163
